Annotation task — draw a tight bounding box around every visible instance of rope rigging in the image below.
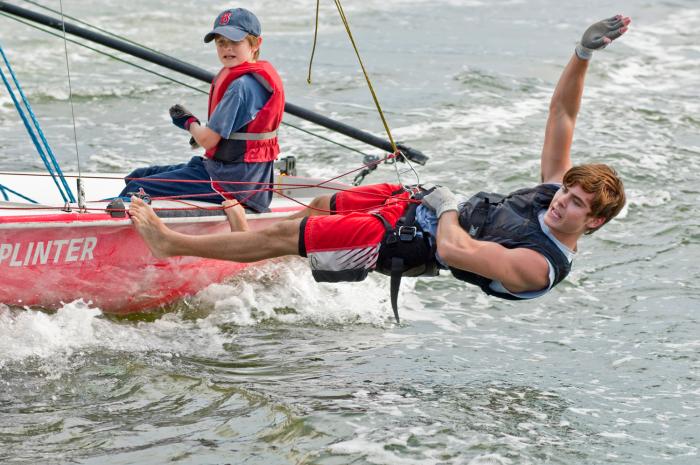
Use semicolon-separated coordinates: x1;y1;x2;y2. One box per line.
0;0;425;215
0;40;74;203
306;0;422;188
57;0;84;211
0;156;420;216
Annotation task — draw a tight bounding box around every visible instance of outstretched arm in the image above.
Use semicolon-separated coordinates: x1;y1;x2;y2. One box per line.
540;15;631;184
540;55;589;184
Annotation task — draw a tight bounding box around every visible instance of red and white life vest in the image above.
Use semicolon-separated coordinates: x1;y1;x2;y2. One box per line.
205;60;285;163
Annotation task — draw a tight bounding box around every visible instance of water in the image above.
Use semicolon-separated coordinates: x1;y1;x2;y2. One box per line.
1;0;699;463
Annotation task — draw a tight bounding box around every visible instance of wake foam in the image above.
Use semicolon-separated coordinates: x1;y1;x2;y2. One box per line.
195;257;396;327
0;257;409;366
0;300;227;367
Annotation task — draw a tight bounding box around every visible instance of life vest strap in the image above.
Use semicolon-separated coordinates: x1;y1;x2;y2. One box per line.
226;129;279;141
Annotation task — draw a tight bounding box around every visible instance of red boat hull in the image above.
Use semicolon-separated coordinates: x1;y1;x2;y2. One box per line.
0;211;283;313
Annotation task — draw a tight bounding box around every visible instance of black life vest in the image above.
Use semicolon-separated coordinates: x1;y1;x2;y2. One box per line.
373;184;571;322
451;184;572;299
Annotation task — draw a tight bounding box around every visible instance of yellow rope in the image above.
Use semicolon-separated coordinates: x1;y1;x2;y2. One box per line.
306;0;399;154
307;0;321;84
333;0;398;153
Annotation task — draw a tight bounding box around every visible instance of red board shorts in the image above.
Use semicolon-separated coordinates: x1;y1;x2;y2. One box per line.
299;183;412;282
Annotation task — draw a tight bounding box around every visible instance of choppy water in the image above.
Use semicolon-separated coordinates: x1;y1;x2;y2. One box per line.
1;0;699;464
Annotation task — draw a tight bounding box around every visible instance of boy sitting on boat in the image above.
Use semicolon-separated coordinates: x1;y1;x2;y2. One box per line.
120;7;284;213
129;15;629;319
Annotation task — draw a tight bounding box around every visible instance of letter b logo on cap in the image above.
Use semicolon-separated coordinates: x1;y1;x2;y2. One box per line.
220;12;231;25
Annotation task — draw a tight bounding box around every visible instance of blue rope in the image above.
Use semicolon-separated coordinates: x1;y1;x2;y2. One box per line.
0;183;39;204
0;41;75;203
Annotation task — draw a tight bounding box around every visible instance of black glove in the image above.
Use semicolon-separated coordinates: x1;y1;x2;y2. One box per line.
575;15;631;60
169;104;200;131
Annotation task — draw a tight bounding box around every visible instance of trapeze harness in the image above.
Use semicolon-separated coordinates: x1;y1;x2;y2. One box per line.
205;61;285;163
373;184;572;323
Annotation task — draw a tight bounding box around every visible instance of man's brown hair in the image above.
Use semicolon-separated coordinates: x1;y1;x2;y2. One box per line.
563;164;626;234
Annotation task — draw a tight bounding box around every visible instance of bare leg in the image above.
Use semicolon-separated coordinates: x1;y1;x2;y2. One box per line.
129;196;301;262
287;194;333;219
222;199;249;232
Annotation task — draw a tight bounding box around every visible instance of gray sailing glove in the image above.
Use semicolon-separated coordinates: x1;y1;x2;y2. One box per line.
575;15;631;60
422;186;459;219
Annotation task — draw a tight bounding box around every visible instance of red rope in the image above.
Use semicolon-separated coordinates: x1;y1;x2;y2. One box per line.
0;151;420;215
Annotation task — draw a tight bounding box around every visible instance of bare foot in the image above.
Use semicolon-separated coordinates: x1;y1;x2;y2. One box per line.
222;200;249;232
128;196;172;259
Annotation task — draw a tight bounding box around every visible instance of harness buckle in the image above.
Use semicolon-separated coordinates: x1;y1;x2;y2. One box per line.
398;226;417;242
406;185;425;199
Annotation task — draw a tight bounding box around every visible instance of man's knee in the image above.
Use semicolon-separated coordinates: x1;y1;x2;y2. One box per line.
309;194;332;214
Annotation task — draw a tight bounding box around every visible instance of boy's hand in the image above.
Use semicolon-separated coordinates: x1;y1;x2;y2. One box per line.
575;15;631;60
422;186;459;219
169;104;200;131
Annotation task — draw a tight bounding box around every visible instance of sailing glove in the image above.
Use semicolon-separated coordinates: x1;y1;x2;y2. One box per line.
422;186;459;219
169;104;200;131
575;15;630;60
